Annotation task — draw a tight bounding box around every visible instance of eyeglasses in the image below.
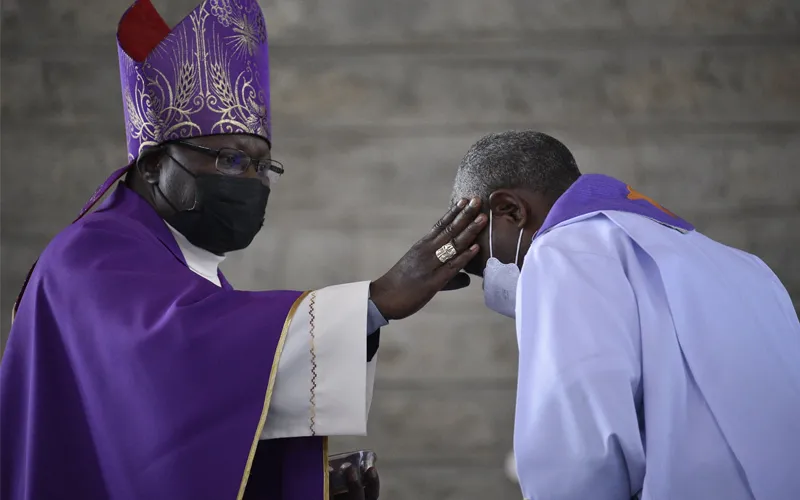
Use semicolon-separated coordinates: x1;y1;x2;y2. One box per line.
173;141;284;184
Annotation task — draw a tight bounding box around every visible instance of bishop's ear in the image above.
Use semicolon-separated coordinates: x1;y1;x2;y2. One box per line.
487;189;528;228
135;147;164;185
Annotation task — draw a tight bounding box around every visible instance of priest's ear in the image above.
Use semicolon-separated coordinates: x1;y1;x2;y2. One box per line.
135;146;165;185
487;189;528;229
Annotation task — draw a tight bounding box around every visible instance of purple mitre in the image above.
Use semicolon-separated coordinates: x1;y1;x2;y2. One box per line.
117;0;272;162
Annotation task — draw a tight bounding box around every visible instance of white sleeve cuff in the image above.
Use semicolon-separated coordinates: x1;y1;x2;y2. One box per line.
261;281;376;439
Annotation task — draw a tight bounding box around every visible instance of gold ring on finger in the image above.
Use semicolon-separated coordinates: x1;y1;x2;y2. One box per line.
435;241;458;263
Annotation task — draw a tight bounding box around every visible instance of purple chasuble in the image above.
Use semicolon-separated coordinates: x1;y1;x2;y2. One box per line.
536;173;694;239
0;183;326;499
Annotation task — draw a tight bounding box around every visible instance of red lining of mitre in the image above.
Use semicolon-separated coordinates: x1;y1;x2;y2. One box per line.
117;0;171;63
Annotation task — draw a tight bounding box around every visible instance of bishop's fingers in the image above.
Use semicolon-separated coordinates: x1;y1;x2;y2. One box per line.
450;212;487;253
441;272;471;291
436;244;480;287
344;466;366;500
426;198;469;241
432;197;482;248
363;468;380;500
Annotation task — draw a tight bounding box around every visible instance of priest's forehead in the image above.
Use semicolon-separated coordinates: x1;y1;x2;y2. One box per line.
182;134;271;159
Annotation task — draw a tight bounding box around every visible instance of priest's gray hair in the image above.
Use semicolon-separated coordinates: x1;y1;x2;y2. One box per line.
451;130;582;207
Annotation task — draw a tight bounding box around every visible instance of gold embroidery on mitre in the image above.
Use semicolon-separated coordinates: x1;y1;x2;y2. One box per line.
206;28;270;138
210;0;267;57
125;23;204;156
121;0;271;159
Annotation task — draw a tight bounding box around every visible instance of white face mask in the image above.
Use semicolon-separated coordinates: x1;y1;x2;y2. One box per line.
483;212;524;318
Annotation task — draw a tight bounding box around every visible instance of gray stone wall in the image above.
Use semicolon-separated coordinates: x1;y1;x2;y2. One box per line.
2;0;798;498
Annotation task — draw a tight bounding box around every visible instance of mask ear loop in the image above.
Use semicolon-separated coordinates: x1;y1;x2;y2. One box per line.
514;228;524;266
488;210;494;259
141;148;200;212
165;152;200;211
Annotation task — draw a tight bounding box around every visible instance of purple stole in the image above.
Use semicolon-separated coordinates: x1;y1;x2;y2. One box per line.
1;168;327;499
536;174;694;239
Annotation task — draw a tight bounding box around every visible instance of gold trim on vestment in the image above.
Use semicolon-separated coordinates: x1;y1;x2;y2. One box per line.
236;290;312;500
308;291;319;435
323;437;330;499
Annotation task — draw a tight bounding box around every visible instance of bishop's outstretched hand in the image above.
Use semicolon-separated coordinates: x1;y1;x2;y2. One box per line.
370;198;486;321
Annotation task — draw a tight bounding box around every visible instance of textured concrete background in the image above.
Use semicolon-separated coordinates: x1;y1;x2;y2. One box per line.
1;0;799;498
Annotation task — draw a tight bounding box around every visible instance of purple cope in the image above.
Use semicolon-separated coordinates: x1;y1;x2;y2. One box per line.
1;1;328;498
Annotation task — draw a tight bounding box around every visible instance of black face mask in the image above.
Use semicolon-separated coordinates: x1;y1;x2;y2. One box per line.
156;160;270;255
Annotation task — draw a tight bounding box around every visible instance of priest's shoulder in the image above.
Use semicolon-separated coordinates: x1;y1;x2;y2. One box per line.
532;213;633;260
38;209;164;272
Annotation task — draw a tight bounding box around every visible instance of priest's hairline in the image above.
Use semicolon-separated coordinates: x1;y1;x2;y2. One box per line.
450;130;582;210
